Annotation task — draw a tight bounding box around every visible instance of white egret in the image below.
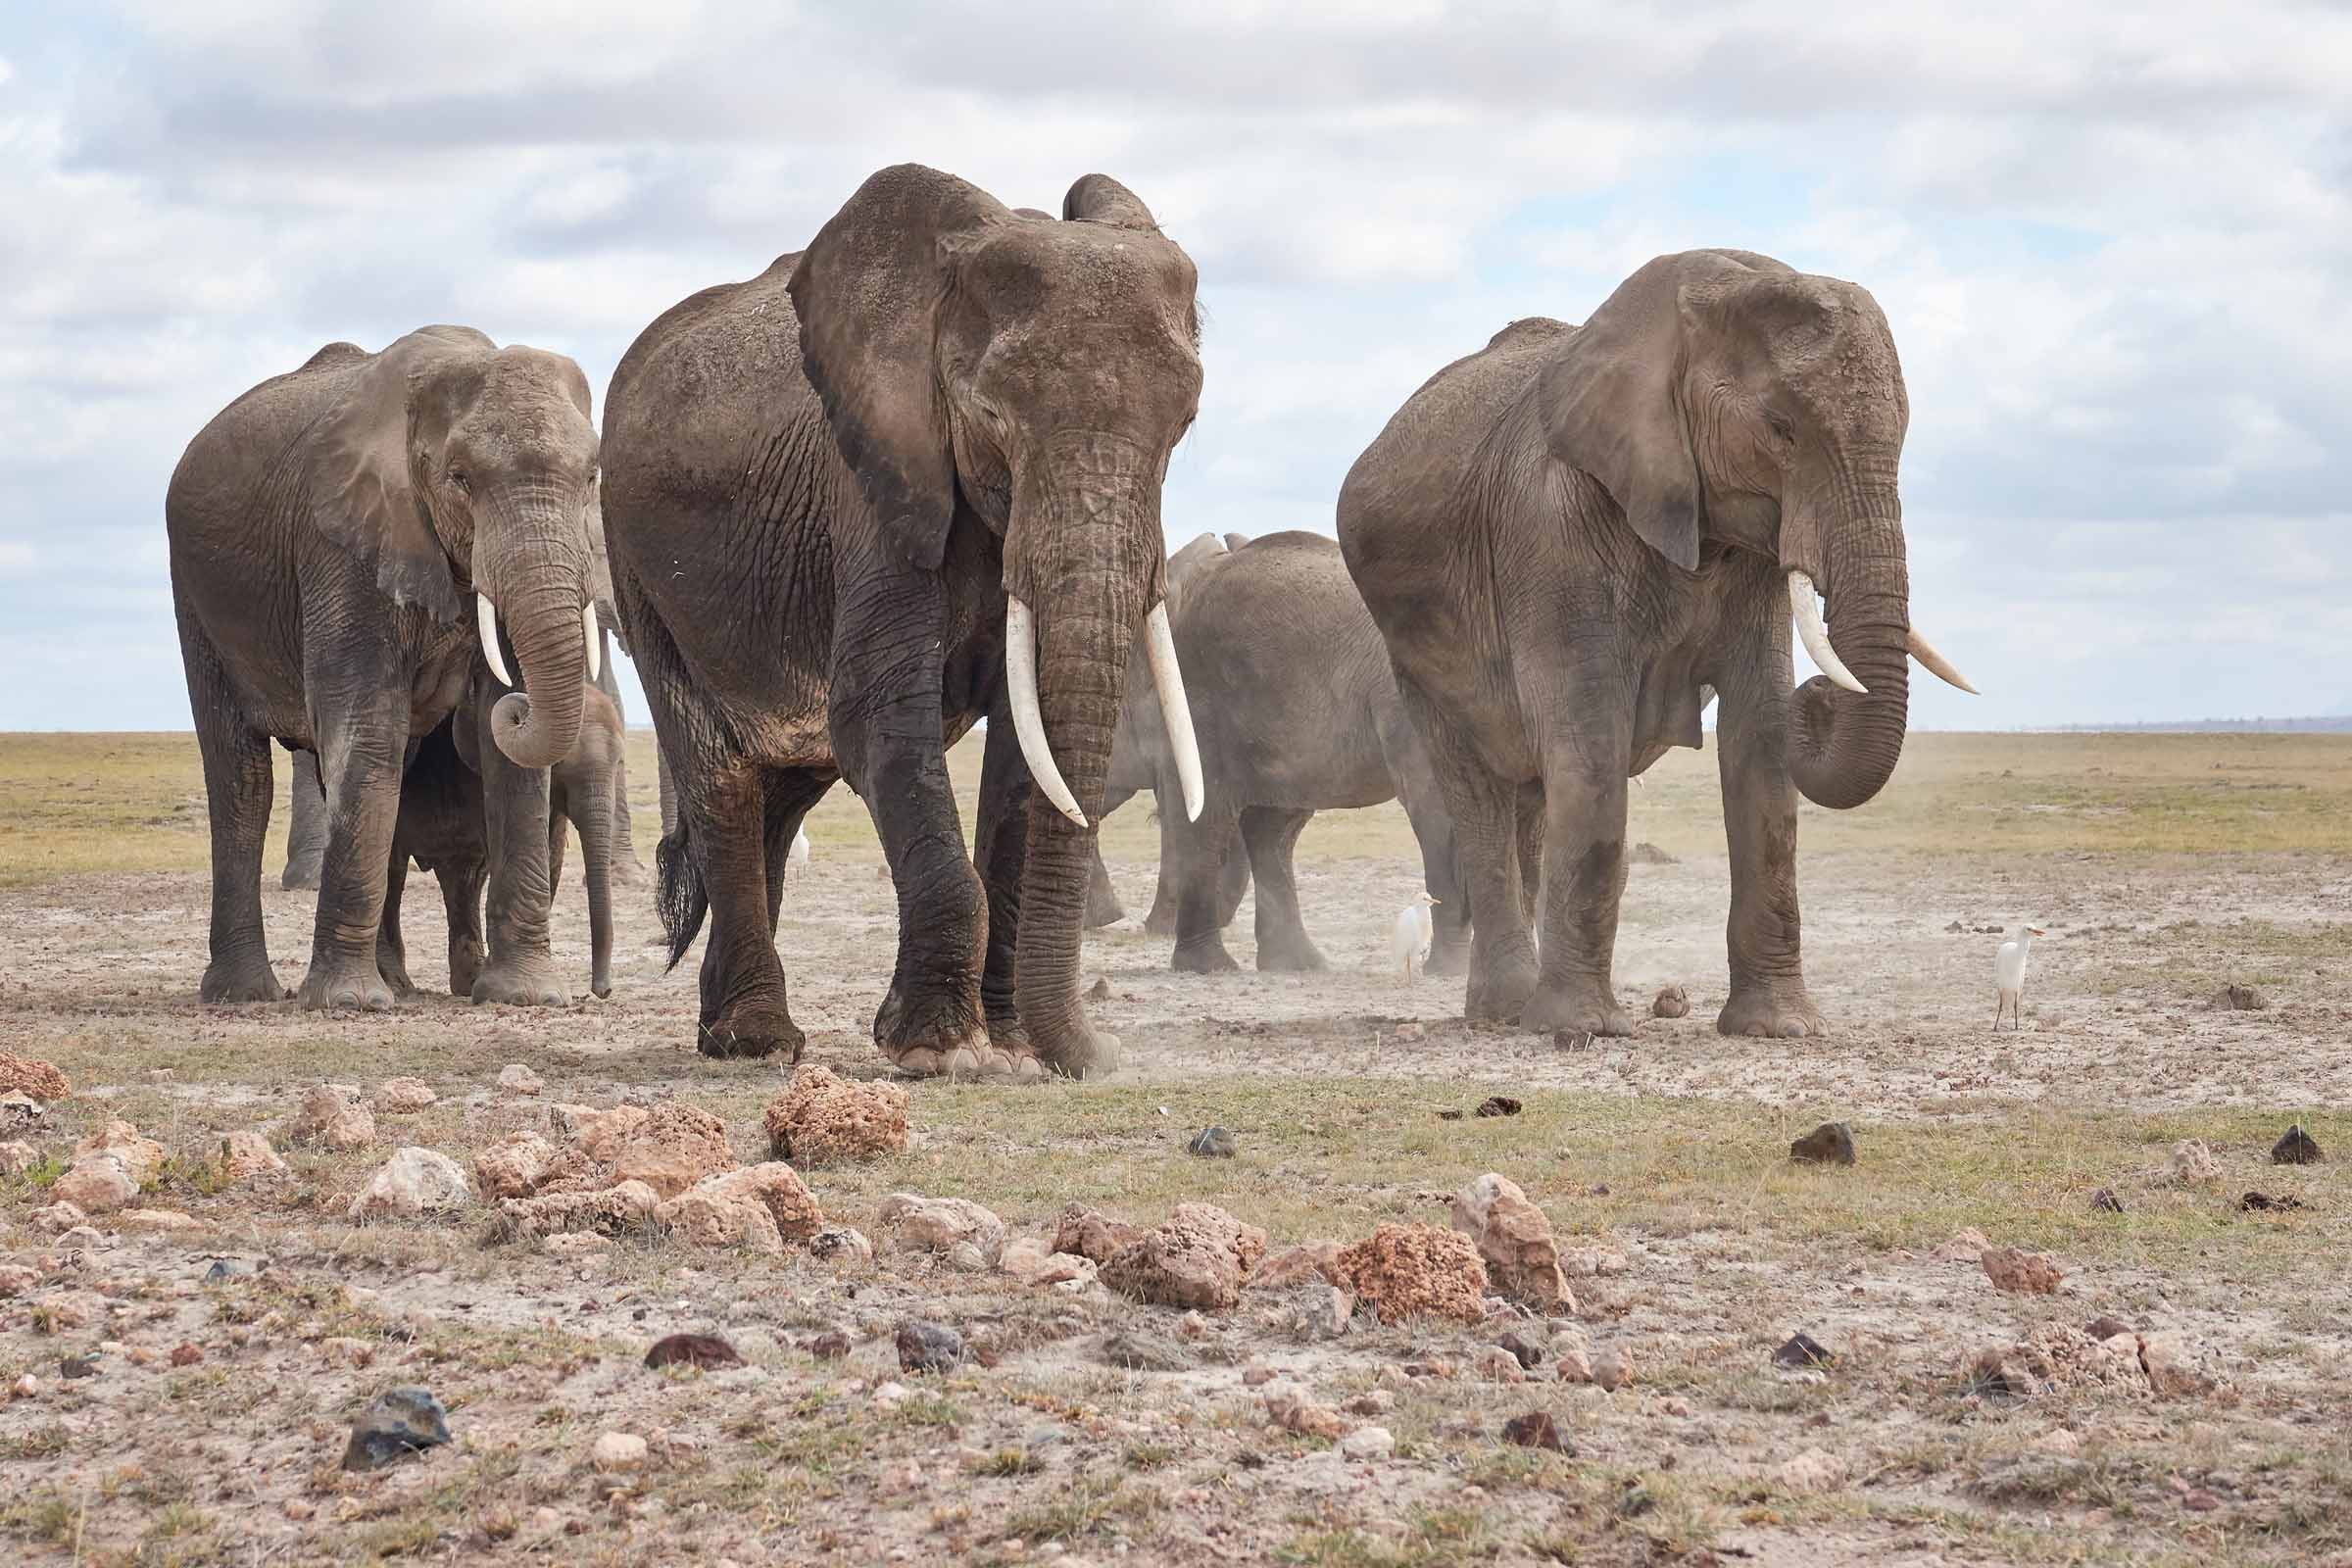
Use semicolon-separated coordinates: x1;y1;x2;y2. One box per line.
1394;892;1439;981
1992;921;2045;1031
788;826;811;879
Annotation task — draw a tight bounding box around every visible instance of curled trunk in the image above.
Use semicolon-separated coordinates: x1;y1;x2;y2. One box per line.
480;503;591;771
1786;514;1911;810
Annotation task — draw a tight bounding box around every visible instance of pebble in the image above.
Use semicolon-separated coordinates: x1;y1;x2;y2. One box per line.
895;1319;965;1375
2273;1125;2324;1165
497;1063;544;1097
342;1387;452;1471
1773;1331;1835;1369
1789;1121;1856;1165
1338;1425;1396;1461
1592;1345;1636;1392
1187;1126;1237;1158
1500;1411;1569;1452
644;1333;745;1371
591;1432;650;1473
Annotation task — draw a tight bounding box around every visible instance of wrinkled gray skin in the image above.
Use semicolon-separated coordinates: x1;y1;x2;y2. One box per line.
1340;250;1923;1038
168;326;603;1009
605;166;1202;1076
379;671;629;1000
1104;531;1468;973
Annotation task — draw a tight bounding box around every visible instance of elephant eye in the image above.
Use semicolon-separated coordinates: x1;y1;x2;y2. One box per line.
448;467;470;492
1764;413;1797;446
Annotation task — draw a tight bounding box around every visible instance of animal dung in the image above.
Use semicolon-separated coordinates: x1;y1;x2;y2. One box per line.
1773;1331;1835;1369
1789;1121;1856;1166
2090;1188;2126;1213
1499;1411;1571;1452
1474;1097;1522;1118
643;1332;745;1372
2213;983;2268;1011
1187;1125;1238;1158
2239;1191;2305;1213
2273;1125;2324;1165
1650;984;1690;1019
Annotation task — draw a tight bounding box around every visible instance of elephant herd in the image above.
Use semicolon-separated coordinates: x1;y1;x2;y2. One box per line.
165;164;1974;1080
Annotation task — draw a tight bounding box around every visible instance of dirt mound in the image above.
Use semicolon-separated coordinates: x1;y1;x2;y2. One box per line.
0;1053;69;1101
1337;1223;1489;1324
762;1065;909;1165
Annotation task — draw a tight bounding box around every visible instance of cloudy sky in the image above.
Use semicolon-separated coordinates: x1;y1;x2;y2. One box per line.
5;1;2348;731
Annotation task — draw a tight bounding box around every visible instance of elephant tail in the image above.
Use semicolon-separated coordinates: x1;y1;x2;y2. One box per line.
655;818;708;973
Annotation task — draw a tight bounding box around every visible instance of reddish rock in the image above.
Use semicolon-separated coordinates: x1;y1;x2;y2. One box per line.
474;1130;561;1201
0;1053;69;1101
170;1343;204;1367
50;1153;139;1213
347;1148;471;1222
1337;1224;1489;1325
215;1131;288;1184
1101;1203;1268;1311
499;1180;661;1240
1253;1241;1346;1290
1449;1173;1576;1312
609;1104;738;1199
880;1193;1007;1265
1263;1384;1349;1440
375;1078;438;1114
74;1120;166;1184
762;1065;909;1165
1054;1203;1147;1263
644;1333;744;1371
1982;1247;2065;1296
656;1163;823;1253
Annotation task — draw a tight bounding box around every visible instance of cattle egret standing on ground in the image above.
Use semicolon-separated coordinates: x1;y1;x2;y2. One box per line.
1993;922;2044;1031
788;827;811;879
1395;892;1439;980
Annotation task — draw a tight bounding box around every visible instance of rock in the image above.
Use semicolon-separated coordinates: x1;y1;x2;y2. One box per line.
1650;985;1690;1019
644;1334;744;1372
500;1180;660;1240
1102;1203;1268;1311
347;1148;472;1223
761;1065;909;1165
319;1336;375;1369
544;1232;612;1258
2273;1125;2325;1165
474;1130;561;1201
1100;1331;1192;1372
0;1053;69;1101
591;1432;650;1473
2168;1140;2221;1184
497;1063;545;1097
0;1141;34;1176
117;1208;205;1234
1000;1238;1097;1289
1789;1121;1855;1165
1088;977;1110;1001
57;1224;103;1249
1263;1385;1348;1440
1313;1286;1357;1339
2240;1191;2305;1212
74;1119;166;1185
1393;1021;1427;1043
1982;1247;2064;1295
1254;1241;1345;1290
215;1131;287;1184
1339;1426;1395;1461
2138;1331;2220;1397
1549;1328;1595;1384
0;1264;36;1298
1500;1411;1569;1451
2033;1427;2082;1456
1054;1203;1147;1263
1449;1173;1575;1312
1592;1345;1636;1392
880;1193;1006;1266
2213;983;2267;1011
2085;1315;2134;1342
895;1320;965;1374
1187;1126;1237;1158
1773;1332;1834;1369
51;1152;140;1213
1336;1224;1489;1325
1474;1096;1521;1118
1931;1228;1991;1262
1630;842;1676;866
1471;1345;1526;1383
559;1103;648;1161
11;1374;38;1399
170;1343;203;1367
804;1331;851;1360
656;1163;824;1253
606;1103;737;1198
1774;1446;1848;1494
60;1351;101;1380
293;1085;374;1151
2091;1187;2125;1213
1498;1331;1545;1370
808;1226;875;1267
342;1388;452;1470
375;1078;437;1113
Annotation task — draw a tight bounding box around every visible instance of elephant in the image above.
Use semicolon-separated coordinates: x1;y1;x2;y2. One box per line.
603;164;1206;1076
167;325;606;1009
1337;250;1974;1038
1104;529;1468;973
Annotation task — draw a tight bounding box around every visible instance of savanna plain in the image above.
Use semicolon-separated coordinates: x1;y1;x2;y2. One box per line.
1;727;2349;1567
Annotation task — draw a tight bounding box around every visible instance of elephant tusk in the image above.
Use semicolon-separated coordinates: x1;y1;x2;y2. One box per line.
1788;571;1867;695
1004;597;1088;828
1906;626;1977;695
582;603;602;683
476;592;514;688
1144;601;1204;822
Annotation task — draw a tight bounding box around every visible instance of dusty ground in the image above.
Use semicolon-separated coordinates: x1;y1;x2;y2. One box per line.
1;730;2349;1566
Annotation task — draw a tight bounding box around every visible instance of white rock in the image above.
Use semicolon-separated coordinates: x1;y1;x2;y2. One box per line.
1339;1426;1396;1461
498;1063;545;1097
347;1148;472;1223
591;1432;649;1473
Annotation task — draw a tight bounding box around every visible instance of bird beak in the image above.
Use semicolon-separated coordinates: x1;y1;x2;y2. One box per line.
2029;926;2046;936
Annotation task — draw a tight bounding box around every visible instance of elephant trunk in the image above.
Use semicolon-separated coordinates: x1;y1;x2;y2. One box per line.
479;494;591;771
1006;437;1166;1075
1784;501;1912;811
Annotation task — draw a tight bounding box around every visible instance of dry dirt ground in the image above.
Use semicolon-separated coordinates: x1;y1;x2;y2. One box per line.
2;730;2349;1566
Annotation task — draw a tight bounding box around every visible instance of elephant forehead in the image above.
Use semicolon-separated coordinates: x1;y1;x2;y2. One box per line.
959;223;1196;323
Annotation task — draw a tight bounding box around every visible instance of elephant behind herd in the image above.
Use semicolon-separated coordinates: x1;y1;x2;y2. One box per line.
168;167;1969;1070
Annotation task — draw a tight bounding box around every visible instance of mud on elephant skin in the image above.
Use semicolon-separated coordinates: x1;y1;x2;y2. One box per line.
168;326;606;1010
1338;250;1974;1039
1102;529;1469;975
603;165;1206;1077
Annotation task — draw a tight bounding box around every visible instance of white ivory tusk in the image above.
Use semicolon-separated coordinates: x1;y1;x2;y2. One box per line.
1144;602;1204;822
477;592;514;687
1788;570;1867;695
1907;626;1977;694
1005;597;1087;827
583;603;602;683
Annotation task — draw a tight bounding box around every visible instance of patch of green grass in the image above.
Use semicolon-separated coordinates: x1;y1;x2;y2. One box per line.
1001;1474;1152;1544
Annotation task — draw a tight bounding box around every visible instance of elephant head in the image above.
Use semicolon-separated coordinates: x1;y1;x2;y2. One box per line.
788;166;1205;1066
322;325;604;770
1537;250;1972;810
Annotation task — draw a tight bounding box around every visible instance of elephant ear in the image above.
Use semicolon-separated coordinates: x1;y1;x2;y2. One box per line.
1061;173;1160;232
1536;253;1759;573
310;339;466;623
789;165;1009;573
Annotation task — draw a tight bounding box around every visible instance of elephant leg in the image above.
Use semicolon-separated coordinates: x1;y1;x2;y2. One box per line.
973;698;1046;1066
1399;683;1534;1022
377;847;416;996
296;683;411;1012
281;750;327;890
681;758;801;1058
1141;793;1181;937
1169;799;1244;973
1244;808;1325;971
1515;781;1545;915
180;612;286;1004
1522;749;1634;1037
573;771;621;1001
1082;847;1125;928
1713;613;1825;1039
439;853;487;998
1215;823;1252;930
471;670;566;1007
610;745;650;888
546;792;569;893
758;767;832;943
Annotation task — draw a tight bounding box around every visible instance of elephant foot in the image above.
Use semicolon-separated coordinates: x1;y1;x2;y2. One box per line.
471;956;568;1008
377;956;419;998
279;862;322;892
1142;904;1177;939
1256;937;1329;973
1029;1006;1120;1081
298;956;397;1012
1521;982;1634;1038
1464;950;1539;1024
1425;938;1470;978
1171;938;1241;974
201;956;291;1004
613;858;652;890
875;982;1024;1081
1718;983;1826;1040
1083;888;1126;930
448;943;484;999
698;1002;805;1061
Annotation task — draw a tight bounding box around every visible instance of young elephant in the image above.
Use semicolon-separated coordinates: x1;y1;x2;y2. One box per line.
1338;250;1974;1037
168;326;605;1010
